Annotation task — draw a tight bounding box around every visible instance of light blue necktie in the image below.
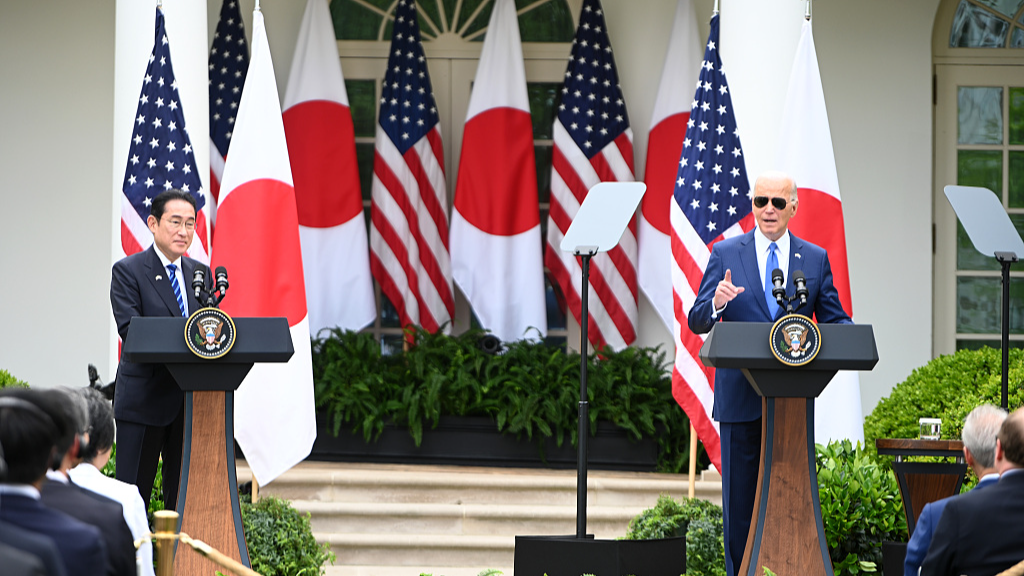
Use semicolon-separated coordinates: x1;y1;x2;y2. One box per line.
167;263;186;317
764;242;780;320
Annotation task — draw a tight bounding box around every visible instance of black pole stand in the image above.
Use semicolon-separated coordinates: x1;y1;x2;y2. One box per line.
995;251;1017;410
576;248;596;538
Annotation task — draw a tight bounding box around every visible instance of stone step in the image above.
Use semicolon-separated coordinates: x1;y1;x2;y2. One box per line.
327;566;512;576
294;500;642;539
320;533;513;569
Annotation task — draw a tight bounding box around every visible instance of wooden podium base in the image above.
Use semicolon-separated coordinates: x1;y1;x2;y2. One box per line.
174;390;249;576
739;397;831;576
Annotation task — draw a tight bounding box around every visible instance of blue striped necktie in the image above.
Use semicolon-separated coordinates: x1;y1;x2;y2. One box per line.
764;242;780;320
167;263;186;317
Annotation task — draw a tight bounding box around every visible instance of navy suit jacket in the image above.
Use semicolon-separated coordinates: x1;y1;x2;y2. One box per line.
921;470;1024;576
688;230;852;422
0;493;107;576
110;245;208;426
0;519;67;576
904;476;998;576
41;479;136;576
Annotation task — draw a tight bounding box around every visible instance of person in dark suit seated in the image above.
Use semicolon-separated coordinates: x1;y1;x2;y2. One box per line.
0;541;46;576
0;389;107;576
922;407;1024;576
39;388;136;576
905;404;1007;576
0;520;67;576
688;171;852;576
110;188;209;511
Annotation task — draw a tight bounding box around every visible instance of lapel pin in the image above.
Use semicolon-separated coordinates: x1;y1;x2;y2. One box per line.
155;275;163;280
795;253;802;259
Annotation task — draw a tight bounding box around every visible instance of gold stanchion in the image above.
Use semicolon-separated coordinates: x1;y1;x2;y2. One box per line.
688;424;698;499
149;509;264;576
252;477;259;503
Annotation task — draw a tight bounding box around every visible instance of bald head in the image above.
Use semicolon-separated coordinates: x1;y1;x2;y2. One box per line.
753;171;798;202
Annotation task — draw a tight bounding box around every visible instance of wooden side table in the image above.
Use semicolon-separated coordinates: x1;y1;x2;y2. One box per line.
875;438;966;535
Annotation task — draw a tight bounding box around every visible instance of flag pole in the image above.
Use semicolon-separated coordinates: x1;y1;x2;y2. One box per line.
713;0;719;16
805;0;811;21
688;425;697;499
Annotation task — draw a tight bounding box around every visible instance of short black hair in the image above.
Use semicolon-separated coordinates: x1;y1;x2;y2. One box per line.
151;189;197;221
40;388;86;466
77;388;114;462
0;389;63;484
998;409;1024;466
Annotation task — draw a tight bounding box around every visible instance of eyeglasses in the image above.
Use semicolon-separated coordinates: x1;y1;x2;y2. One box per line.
162;217;196;231
753;196;789;210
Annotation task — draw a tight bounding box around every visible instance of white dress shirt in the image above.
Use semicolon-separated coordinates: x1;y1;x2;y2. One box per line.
69;463;155;576
153;247;189;316
711;228;792;319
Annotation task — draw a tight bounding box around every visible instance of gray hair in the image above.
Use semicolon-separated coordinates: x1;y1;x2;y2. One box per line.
962;403;1008;468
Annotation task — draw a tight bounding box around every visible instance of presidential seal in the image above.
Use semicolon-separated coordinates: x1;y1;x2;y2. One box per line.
185;307;236;359
769;314;821;367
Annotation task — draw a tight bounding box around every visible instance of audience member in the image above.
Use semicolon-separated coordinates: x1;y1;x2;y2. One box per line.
39;388;136;576
922;407;1024;576
0;388;107;576
70;387;155;576
905;404;1007;576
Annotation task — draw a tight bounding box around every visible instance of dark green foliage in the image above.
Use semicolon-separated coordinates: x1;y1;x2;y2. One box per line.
240;494;335;576
864;347;1024;464
816;441;906;575
623;495;725;576
311;328;697;472
0;369;28;388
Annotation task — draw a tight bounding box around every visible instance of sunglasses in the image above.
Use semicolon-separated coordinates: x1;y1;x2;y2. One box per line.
753;196;789;210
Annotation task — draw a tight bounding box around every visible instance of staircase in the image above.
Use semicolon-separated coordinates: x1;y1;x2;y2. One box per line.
238;462;723;576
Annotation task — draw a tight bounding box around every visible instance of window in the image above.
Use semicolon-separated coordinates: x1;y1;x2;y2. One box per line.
331;0;576;351
934;0;1024;353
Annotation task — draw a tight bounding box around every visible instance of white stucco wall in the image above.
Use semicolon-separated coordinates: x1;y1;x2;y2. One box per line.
0;0;941;421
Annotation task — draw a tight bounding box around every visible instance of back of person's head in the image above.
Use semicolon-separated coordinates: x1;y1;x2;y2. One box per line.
0;389;62;484
43;387;89;466
997;408;1024;467
76;387;114;463
961;403;1008;468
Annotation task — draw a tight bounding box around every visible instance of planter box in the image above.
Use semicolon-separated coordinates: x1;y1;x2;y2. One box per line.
308;413;658;471
514;535;686;576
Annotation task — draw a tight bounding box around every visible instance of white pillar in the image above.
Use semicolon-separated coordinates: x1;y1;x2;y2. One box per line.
720;0;805;183
110;0;210;375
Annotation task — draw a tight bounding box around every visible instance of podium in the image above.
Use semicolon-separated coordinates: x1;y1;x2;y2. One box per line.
700;322;878;576
122;316;293;576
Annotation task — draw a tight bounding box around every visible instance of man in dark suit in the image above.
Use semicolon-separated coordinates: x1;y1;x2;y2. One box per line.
0;389;107;576
110;188;209;510
0;520;68;576
904;404;1006;576
39;388;136;576
689;171;852;576
921;408;1024;576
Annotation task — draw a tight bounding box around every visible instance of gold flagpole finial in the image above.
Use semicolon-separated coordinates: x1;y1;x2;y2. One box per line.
805;0;811;21
713;0;720;16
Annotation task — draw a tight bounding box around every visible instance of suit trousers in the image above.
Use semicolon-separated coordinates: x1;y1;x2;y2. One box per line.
115;407;185;511
721;419;762;576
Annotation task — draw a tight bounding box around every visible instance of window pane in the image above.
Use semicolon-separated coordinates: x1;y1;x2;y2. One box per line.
545;275;567;331
1010;87;1024;144
950;0;1011;48
518;0;575;42
1010;151;1024;206
455;0;487;35
357;143;375;201
528;82;560;139
332;0;387;41
381;334;405;356
956;339;1024;350
956;275;1024;333
973;0;1024;19
346;80;378;137
535;145;553;203
416;1;443;38
958;149;1002;191
958;87;1003;144
381;293;402;328
1013;27;1024;47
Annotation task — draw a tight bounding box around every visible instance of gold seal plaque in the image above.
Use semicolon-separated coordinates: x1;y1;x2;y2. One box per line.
184;307;236;359
769;314;821;367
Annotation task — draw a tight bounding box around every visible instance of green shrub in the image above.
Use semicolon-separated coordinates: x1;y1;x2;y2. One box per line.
240;494;335;576
623;495;725;576
816;440;906;576
0;369;28;388
864;347;1024;463
312;328;700;472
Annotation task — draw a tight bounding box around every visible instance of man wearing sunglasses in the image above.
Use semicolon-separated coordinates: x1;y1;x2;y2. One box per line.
688;170;851;576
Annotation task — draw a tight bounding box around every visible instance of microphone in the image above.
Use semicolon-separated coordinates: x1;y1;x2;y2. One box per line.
793;270;808;305
192;268;206;299
215;266;229;296
771;268;786;306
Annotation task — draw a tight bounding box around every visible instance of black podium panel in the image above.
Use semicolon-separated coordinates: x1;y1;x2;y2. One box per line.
514;535;685;576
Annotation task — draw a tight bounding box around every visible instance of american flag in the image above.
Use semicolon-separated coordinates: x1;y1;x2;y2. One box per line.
670;14;754;471
545;0;637;352
208;0;249;204
120;7;208;263
369;0;454;333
